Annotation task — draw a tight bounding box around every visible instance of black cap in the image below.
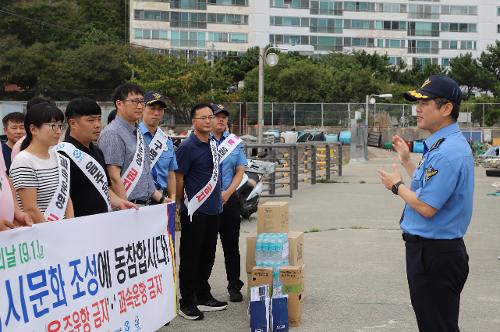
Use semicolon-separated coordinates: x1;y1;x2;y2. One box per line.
144;91;167;107
210;104;229;116
404;75;462;105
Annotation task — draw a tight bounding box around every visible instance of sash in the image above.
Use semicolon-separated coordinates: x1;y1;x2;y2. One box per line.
149;128;169;169
44;152;71;222
185;139;219;221
184;134;241;220
121;130;146;198
0;171;15;222
217;133;242;164
55;142;111;212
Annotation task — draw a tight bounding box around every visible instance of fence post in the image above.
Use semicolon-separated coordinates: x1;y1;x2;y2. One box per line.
271;102;274;129
347;103;351;126
321;103;324;128
293;102;296;128
292;145;299;190
311;144;317;185
337;143;343;176
325;144;331;181
482;104;485;128
270;146;276;195
288;146;293;197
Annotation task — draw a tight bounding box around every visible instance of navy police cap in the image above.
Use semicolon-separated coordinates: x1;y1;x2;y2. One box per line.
144;91;167;107
404;75;462;105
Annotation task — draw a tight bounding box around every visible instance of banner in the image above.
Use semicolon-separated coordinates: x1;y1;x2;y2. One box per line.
0;203;177;332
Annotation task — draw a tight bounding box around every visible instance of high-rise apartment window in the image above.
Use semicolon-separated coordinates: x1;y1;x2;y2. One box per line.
208;0;248;5
134;10;169;21
208;13;248;24
271;0;310;9
170;0;207;10
310;1;342;15
134;28;168;40
441;23;477;33
441;5;477;16
170;12;207;28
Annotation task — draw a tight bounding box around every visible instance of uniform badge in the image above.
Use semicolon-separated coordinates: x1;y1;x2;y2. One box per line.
425;167;438;181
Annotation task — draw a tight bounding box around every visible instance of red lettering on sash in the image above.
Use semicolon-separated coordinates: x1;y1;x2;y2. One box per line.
46;213;60;222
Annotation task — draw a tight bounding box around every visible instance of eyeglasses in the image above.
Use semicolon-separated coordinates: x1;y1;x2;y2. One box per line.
193;115;215;121
124;99;146;106
43;123;64;131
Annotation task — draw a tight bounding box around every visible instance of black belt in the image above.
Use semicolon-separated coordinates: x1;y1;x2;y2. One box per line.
402;233;462;242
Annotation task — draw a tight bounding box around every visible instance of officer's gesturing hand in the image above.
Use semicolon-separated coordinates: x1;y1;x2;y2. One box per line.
392;135;416;176
378;164;402;190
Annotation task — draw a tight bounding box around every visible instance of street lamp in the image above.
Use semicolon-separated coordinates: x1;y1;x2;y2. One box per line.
257;45;314;144
365;94;393;127
257;46;279;144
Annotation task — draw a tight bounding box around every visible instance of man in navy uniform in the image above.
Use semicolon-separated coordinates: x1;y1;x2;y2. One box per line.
379;75;473;332
211;104;247;302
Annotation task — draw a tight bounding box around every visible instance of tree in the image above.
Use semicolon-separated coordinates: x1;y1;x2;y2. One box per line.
449;53;495;98
130;53;236;122
480;41;500;80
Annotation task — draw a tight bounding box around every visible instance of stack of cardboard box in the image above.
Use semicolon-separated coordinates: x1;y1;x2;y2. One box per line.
246;201;305;327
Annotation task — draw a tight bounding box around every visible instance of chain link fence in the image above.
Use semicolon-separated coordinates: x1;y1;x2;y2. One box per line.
1;101;499;136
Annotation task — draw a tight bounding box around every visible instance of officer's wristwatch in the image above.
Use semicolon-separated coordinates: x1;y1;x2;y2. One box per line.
391;180;404;195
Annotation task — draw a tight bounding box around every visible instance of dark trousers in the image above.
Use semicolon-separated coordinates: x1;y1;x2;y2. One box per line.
405;238;469;332
219;194;244;290
179;210;220;307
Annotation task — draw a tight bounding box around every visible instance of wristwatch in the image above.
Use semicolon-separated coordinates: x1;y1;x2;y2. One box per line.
159;195;166;204
391;180;404;195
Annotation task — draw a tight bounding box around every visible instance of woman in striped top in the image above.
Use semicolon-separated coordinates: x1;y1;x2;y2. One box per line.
10;103;74;222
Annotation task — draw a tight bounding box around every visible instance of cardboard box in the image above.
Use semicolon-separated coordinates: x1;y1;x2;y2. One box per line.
246;235;257;273
288;232;304;267
246;232;304;273
280;265;305;327
257;202;289;234
248;267;273;300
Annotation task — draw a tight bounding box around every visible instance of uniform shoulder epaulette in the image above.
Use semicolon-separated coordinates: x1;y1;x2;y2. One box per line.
429;138;445;152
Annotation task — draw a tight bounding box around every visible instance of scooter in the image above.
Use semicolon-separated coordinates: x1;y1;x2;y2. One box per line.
236;159;276;219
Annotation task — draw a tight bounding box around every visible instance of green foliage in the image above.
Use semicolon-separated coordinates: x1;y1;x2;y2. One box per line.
449;53;496;98
130;53;237;121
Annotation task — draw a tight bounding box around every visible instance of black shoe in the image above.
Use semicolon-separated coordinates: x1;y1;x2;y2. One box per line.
228;286;243;302
179;304;204;320
196;297;228;312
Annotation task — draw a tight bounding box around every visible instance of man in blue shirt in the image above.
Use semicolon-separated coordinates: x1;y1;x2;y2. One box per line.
379;75;473;332
211;104;247;302
139;91;177;200
175;103;226;321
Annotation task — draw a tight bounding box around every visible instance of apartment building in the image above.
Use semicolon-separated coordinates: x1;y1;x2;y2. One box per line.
130;0;500;66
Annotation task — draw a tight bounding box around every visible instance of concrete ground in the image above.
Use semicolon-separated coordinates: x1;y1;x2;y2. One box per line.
160;147;500;331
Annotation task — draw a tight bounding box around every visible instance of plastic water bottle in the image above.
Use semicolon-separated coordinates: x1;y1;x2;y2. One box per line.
255;240;263;266
262;234;270;261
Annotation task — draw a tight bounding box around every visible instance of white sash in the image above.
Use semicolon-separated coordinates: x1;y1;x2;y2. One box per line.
149;128;169;169
44;152;71;222
55;142;111;212
217;133;242;164
121;130;146;198
185;139;219;220
184;133;242;220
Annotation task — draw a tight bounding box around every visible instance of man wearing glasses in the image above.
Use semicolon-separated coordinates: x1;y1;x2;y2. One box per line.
175;103;226;320
98;83;164;206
